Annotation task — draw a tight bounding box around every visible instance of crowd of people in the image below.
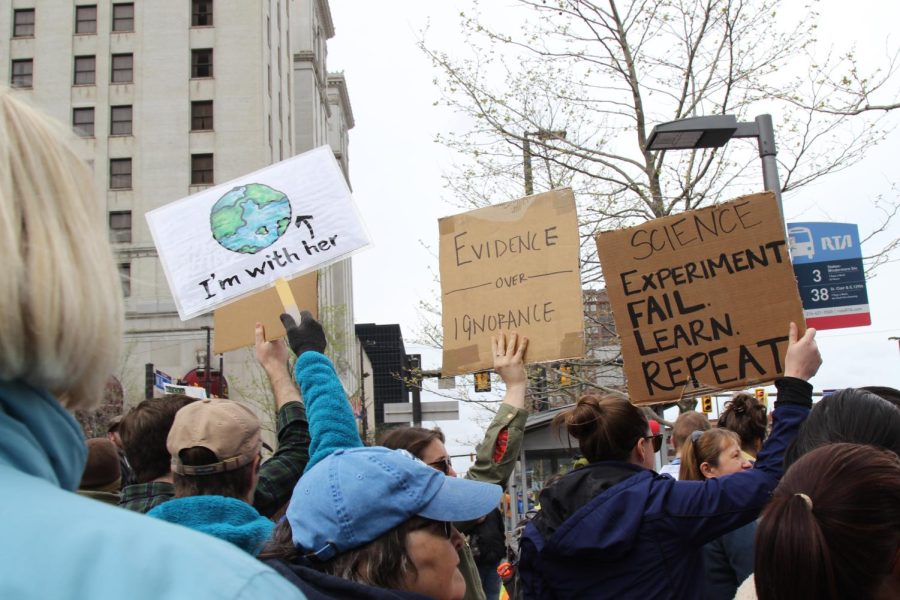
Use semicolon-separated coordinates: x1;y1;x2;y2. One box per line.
1;88;899;600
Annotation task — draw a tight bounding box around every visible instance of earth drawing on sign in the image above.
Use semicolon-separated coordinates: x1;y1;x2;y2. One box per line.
210;183;292;254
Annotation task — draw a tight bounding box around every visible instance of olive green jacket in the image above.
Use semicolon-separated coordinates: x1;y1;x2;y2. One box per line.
459;403;529;600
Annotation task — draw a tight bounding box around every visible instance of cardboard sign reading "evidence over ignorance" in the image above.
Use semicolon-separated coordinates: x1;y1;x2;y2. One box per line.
439;189;585;376
596;192;805;405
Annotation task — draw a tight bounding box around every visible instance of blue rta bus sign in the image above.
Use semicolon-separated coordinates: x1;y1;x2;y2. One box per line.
788;222;870;330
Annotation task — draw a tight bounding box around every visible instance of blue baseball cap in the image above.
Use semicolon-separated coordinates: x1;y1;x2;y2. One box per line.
287;446;502;560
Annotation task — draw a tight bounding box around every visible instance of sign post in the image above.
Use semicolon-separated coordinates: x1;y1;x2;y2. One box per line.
788;222;870;330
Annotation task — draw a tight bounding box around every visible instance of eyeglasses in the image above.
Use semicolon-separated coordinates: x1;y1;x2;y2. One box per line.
643;434;663;453
410;519;454;540
427;457;452;475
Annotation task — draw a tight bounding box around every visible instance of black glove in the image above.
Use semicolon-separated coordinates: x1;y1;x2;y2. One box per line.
280;311;327;357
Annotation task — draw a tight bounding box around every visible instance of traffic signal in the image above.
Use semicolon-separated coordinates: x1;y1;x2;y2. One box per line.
755;387;768;408
701;395;712;414
474;371;492;393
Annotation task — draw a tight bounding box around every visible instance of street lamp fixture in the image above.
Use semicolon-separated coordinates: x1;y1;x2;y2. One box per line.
646;114;782;217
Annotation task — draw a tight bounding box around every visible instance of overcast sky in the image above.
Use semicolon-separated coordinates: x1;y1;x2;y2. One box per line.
328;1;900;462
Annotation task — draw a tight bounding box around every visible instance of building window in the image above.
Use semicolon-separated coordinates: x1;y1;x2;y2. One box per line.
118;263;131;297
192;0;213;26
111;53;133;83
191;49;213;78
73;107;95;137
73;55;96;85
112;3;134;32
191;153;213;184
109;211;132;243
11;59;33;88
109;158;132;189
110;105;132;135
13;9;36;38
191;100;213;131
75;5;97;34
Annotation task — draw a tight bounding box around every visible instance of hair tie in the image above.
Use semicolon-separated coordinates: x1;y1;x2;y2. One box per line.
794;492;813;510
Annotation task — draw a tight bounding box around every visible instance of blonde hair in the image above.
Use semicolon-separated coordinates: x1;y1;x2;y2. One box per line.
0;89;123;409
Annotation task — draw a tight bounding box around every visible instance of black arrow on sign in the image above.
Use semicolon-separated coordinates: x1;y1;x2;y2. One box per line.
294;215;315;239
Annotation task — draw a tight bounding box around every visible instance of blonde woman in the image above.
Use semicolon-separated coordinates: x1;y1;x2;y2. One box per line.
0;89;302;600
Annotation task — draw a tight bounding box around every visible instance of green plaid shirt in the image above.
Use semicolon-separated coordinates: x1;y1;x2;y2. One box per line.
119;401;310;518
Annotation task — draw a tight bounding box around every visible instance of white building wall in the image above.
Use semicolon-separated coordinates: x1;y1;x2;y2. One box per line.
3;0;356;408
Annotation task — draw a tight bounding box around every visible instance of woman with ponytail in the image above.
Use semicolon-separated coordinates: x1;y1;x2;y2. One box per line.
680;429;755;600
518;323;822;599
754;443;900;600
719;392;769;461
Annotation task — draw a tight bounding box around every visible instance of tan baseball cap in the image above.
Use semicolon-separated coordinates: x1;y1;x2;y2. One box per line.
167;399;261;476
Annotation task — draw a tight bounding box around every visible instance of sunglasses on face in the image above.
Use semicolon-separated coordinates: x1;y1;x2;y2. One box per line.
411;519;454;540
644;433;663;453
427;457;452;474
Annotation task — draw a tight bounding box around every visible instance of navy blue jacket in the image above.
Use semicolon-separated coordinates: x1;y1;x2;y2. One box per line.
519;378;811;600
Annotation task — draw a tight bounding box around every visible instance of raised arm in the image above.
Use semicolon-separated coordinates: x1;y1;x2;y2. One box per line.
466;332;529;486
661;322;821;545
280;312;362;472
251;322;310;517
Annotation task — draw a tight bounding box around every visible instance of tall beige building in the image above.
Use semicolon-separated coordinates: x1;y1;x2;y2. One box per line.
2;0;359;406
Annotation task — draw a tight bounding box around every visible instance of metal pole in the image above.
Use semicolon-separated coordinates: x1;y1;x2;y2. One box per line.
218;355;224;397
755;114;784;220
359;340;368;442
519;445;529;516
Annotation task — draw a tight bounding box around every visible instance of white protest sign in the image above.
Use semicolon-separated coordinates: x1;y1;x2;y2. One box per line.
147;146;371;320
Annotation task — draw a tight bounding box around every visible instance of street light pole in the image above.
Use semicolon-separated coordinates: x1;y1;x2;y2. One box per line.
647;113;785;220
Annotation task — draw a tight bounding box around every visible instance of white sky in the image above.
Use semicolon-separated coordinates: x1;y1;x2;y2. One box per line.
328;1;900;464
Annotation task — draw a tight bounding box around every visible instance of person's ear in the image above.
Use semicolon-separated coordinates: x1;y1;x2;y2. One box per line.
699;462;715;478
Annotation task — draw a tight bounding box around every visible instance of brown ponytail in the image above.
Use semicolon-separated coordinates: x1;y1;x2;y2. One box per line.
678;429;741;481
719;392;767;454
553;395;647;463
755;443;900;600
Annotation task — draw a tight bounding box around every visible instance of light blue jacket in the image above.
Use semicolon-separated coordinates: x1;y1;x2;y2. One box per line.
0;380;305;600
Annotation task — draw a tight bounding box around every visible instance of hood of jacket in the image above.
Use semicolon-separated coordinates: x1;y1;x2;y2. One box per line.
148;495;274;555
264;557;433;600
529;461;652;559
0;380;86;491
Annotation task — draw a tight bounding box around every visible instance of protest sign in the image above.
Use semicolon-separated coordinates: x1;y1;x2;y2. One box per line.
439;189;584;376
147;146;370;320
596;192;805;405
213;272;318;354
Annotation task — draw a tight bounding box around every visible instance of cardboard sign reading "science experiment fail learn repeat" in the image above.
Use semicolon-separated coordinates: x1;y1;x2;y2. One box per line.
596;192;805;405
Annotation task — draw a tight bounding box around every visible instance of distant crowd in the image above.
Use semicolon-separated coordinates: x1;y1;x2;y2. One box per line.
1;88;898;600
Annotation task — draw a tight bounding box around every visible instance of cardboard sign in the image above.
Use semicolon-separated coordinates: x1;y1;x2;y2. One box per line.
439;189;585;375
596;192;805;405
146;146;370;320
213;272;318;354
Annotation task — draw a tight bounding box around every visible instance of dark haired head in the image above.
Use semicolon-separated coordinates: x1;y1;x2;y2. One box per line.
260;515;421;590
785;388;900;467
173;446;257;501
860;385;900;409
119;394;198;483
379;426;446;460
553;395;648;463
755;443;900;600
718;392;767;455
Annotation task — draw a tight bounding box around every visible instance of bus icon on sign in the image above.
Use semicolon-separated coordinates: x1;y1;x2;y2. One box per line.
788;226;815;260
